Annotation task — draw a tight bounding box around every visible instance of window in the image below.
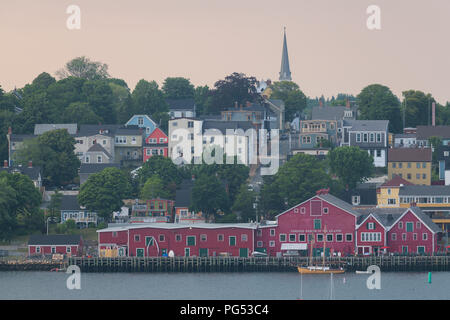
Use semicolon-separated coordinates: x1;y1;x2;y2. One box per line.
186;236;196;246
159;138;165;143
336;234;343;242
345;234;352;242
422;174;426;180
356;133;361;142
413;233;417;241
326;234;333;242
352;196;360;205
175;234;182;242
66;246;71;253
367;222;375;230
85;156;90;163
314;219;321;230
241;234;248;242
416;173;420;180
270;229;275;237
51;247;56;254
138;117;144;125
391;233;397;241
218;234;224;241
407;173;412;180
300;207;306;214
402;233;407;240
269;241;275;247
294;208;299;213
97;156;102;163
363;133;368;142
376;133;381;142
188;121;194;128
398;162;403;168
398;222;403;229
279;234;287;242
159;234;165;242
370;133;374;142
200;234;207;242
145;237;153;246
422;233;428;240
388;199;396;205
317;234;324;242
406;222;414;232
416;222;421;229
376;149;381;157
299;234;306;242
189;133;194;140
416;163;420;169
257;241;263;248
392;163;396;168
407;162;411;168
323;207;329;214
134;235;140;242
289;234;296;242
257;229;262;237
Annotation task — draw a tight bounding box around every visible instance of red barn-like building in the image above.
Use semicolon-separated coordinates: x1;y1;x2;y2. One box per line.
98;223;256;257
256;190;359;257
143;128;168;162
28;234;83;257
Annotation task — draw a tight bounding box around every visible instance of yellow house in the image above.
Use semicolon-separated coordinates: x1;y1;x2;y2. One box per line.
387;148;432;185
377;175;413;208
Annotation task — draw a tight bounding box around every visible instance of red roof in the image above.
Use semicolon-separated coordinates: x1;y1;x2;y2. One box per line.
381;175;414;187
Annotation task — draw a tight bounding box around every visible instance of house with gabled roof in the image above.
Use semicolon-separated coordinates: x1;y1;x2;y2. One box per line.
167;98;196;119
83;143;113;164
377;175;414;208
28;234;83;257
255;189;360;257
143;127;168;162
125;115;157;138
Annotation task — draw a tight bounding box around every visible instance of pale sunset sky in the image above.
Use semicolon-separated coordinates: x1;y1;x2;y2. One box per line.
0;0;449;103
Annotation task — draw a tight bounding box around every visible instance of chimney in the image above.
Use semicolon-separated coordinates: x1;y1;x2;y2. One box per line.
28;161;32;168
346;98;350;109
432;102;436;126
3;160;8;168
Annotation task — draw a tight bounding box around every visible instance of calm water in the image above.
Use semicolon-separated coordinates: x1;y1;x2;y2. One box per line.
0;271;449;300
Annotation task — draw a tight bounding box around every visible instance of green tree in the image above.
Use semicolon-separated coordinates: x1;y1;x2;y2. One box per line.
140;175;171;199
402;90;435;128
132;79;168;115
194;85;212;115
191;174;229;220
56;56;110;80
78;167;132;222
137;155;181;196
357;84;402;133
269;81;307;122
260;153;333;217
231;184;256;222
162;77;195;99
328;146;374;190
14;129;81;186
82;80;116;124
209;73;260;114
64;102;101;124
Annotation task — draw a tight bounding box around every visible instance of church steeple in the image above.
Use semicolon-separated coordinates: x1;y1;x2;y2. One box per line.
279;27;292;81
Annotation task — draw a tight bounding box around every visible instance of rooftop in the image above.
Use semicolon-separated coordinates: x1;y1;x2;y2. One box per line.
388;147;432;162
416;125;450;140
381;175;414;187
34;124;77;135
28;234;82;246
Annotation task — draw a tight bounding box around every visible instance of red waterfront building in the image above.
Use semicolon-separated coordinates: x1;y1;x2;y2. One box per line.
256;189;359;257
98;223;256;257
28;234;83;257
143;128;168;162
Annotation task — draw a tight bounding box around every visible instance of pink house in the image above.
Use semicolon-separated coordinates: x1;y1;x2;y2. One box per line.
143;128;168;162
98;223;256;257
255;189;359;257
28;234;83;257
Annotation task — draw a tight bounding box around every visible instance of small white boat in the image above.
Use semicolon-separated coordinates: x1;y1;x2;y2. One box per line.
355;270;370;274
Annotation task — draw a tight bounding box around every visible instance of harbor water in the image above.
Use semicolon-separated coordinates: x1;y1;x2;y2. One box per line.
0;271;449;300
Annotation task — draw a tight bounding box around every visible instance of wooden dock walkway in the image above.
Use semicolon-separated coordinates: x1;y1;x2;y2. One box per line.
1;256;449;272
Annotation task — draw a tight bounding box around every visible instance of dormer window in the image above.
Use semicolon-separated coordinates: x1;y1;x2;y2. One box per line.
138;117;144;125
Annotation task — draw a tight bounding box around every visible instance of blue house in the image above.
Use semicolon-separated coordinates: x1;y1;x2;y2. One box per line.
125;115;157;138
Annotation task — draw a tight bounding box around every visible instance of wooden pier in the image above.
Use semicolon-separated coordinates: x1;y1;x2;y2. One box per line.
65;256;450;273
1;256;449;272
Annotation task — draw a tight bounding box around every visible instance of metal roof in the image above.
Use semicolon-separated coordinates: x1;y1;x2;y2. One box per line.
34;124;77;135
97;222;258;233
388;148;432;162
28;234;82;246
346;120;389;132
398;185;450;196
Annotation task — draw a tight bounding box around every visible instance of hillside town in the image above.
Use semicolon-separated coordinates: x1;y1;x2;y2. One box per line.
1;30;449;261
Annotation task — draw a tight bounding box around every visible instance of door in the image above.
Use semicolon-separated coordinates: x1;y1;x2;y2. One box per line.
417;246;425;255
239;248;248;258
184;248;190;257
199;248;208;257
136;248;144;257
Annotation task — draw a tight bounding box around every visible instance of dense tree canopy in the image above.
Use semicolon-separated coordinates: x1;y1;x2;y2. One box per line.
78;167;132;221
162;77;195;100
402;90;435;128
269;81;307;122
0;171;42;241
328;146;374;190
231;184;256;222
357;84;402;133
13;129;81;186
56;56;110;80
191;174;230;220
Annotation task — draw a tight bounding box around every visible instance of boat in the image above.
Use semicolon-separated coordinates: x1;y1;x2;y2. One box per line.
355;270;370;274
297;226;345;274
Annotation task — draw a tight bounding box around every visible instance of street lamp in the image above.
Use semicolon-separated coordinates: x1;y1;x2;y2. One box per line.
46;217;57;235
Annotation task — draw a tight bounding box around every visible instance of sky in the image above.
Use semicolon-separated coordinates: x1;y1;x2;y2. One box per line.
0;0;449;104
